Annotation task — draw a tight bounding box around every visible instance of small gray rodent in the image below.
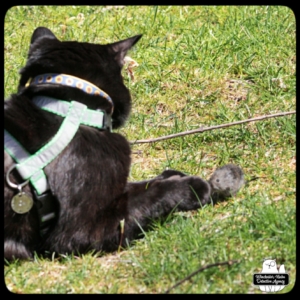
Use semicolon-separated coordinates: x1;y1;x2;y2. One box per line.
209;164;245;201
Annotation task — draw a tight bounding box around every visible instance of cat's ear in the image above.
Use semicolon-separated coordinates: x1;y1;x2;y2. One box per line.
31;27;58;45
108;34;142;68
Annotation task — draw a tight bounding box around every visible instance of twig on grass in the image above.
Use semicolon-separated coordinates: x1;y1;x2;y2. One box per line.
164;259;241;294
130;111;296;145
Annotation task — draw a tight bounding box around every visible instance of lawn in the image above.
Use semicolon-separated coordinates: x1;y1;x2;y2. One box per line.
4;5;296;294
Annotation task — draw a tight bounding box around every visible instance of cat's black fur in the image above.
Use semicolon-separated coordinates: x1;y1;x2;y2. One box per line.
4;27;213;261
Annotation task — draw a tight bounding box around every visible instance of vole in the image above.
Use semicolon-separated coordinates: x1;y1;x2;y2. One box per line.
209;164;258;201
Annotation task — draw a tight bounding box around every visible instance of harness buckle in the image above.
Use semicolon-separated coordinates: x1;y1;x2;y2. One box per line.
98;109;112;132
33;190;58;234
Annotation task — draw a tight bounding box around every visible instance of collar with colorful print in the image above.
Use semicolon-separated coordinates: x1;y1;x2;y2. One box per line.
27;73;114;108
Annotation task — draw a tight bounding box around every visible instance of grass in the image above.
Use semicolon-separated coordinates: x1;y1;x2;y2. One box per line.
4;5;296;294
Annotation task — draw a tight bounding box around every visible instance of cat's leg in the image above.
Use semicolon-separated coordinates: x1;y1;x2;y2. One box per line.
126;172;211;218
4;152;40;261
100;173;211;251
4;187;39;261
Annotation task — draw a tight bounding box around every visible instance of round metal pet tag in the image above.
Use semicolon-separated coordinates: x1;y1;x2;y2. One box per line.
11;192;34;214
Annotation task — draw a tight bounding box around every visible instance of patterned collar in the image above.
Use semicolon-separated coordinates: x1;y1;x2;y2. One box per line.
27;73;114;109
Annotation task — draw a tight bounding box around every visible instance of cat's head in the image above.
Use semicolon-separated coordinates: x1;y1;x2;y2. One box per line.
19;27;142;128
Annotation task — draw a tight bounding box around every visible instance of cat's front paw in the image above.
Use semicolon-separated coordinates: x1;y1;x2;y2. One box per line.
177;176;212;211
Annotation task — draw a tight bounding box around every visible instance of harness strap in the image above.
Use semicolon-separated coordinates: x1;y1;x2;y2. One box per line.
5;98;110;195
4;130;32;163
5;100;93;234
4;131;50;194
32;96;112;130
5;131;56;233
15;101;87;186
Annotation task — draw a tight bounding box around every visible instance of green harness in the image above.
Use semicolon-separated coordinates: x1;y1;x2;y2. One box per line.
5;74;113;234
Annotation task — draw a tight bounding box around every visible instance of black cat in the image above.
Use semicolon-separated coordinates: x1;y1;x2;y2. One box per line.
4;27;214;261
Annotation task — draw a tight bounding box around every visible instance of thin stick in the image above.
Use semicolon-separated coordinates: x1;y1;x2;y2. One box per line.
164;259;241;294
130;111;295;144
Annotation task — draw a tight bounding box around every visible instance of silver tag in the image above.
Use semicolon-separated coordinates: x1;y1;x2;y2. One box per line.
11;192;34;214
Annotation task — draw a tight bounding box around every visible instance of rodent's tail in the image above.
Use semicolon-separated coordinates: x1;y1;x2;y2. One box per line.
246;176;262;184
